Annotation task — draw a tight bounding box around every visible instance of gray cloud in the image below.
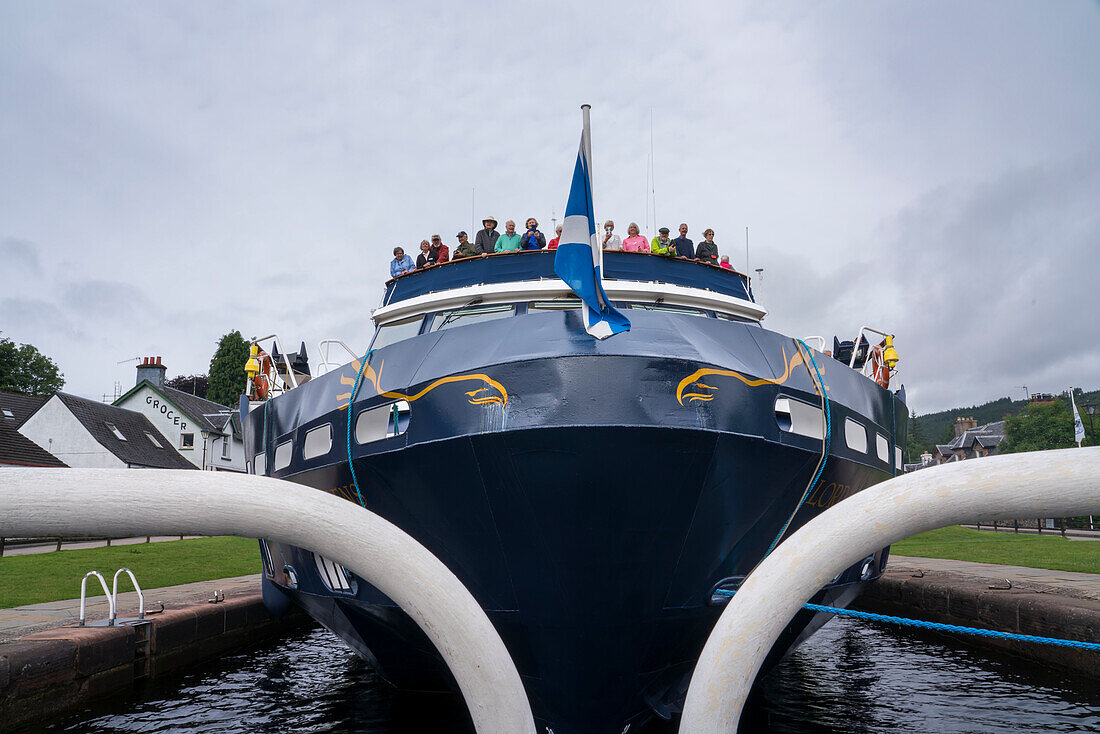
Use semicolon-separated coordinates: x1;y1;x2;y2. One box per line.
0;237;42;276
0;2;1097;407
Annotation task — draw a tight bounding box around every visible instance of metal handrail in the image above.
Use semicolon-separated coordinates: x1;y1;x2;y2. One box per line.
79;571;115;626
316;339;359;375
801;336;827;352
251;333;299;390
848;325;893;369
111;567;145;623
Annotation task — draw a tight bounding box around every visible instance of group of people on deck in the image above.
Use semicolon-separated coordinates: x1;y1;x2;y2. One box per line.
390;215;731;279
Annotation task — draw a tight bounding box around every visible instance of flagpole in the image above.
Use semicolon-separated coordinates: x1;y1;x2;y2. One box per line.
581;104;600;274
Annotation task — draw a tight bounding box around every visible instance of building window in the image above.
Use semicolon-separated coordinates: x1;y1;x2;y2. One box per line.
105;422;127;441
144;431;163;448
222;438;231;459
1;409;14;419
180;432;194;450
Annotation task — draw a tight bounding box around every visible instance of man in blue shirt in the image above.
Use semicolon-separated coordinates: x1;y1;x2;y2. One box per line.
673;223;694;259
390;246;415;278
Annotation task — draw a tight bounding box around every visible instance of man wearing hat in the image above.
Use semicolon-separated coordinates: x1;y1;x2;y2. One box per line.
429;234;450;263
453;231;479;259
474;216;499;254
650;227;675;256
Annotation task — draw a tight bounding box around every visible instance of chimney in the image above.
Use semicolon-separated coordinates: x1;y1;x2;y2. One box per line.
136;356;167;389
954;416;978;437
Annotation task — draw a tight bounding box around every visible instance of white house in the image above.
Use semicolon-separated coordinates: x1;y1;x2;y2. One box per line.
113;357;246;472
19;392;194;469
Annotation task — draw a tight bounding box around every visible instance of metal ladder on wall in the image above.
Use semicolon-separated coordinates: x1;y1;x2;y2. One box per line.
78;568;152;679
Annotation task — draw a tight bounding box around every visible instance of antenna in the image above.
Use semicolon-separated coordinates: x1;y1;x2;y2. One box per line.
117;356;140;365
745;227;750;275
471;187;476;237
649;109;656;236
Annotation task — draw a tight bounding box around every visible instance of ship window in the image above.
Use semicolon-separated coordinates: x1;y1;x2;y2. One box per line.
273;440;293;471
875;433;890;463
529;300;582;310
774;396;825;440
259;539;274;577
144;431;163;448
253;452;266;476
844;418;868;453
370;315;425;351
895;446;903;471
715;312;753;323
432;304;515;332
313;553;354;593
627;303;706;316
302;423;332;460
355;400;410;443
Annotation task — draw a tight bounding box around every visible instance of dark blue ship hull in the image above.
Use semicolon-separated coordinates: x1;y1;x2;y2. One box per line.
245;308;906;733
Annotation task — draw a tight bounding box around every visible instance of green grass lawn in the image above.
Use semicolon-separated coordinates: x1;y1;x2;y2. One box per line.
892;526;1100;574
0;537;260;608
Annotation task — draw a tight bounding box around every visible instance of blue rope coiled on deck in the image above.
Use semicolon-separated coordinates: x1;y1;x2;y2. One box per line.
345;349;375;509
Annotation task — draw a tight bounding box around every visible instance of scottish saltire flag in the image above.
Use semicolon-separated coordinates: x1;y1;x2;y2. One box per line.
554;107;630;340
1071;389;1085;447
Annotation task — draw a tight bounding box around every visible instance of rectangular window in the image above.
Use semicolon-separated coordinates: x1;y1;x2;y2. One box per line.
180;432;194;450
273;440;293;471
369;315;425;351
844;418;868;454
627;303;706;316
253;452;267;476
222;438;231;459
529;300;582;311
2;409;14;419
105;422;127;441
144;431;163;448
774;396;825;440
431;304;515;332
355;400;411;443
875;433;890;463
302;423;333;459
895;446;903;471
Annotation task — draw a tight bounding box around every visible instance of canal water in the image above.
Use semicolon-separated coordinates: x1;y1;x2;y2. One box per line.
27;617;1100;733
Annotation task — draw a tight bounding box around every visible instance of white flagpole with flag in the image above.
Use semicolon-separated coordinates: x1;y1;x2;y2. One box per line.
554;105;630;340
1070;388;1086;447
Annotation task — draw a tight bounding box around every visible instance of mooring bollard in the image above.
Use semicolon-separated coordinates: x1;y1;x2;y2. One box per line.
680;447;1100;733
0;468;537;734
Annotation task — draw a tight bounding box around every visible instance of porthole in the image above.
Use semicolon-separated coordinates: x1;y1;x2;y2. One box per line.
844;418;868;454
303;423;333;460
273;441;292;471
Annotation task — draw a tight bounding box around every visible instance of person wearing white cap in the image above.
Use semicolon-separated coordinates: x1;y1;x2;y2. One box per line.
475;216;499;254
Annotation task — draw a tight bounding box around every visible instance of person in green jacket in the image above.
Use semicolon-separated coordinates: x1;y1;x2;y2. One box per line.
650;227;676;256
495;220;523;252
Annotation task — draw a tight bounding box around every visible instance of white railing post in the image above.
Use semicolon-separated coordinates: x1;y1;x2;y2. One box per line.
680;447;1100;733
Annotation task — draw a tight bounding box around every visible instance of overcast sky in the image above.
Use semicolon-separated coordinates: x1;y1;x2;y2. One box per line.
2;1;1097;414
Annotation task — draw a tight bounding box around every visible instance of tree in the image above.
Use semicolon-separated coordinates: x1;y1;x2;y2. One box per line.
0;335;65;395
206;331;249;407
164;374;209;398
1000;400;1076;453
936;422;956;447
905;411;929;462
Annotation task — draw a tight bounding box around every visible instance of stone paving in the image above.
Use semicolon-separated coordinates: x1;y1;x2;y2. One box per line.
0;535;204;557
0;573;261;642
890;555;1100;600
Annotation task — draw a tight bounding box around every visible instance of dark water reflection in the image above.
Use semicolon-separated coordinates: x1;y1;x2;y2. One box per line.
27;617;1100;733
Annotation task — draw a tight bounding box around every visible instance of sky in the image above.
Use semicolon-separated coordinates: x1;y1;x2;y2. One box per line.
1;1;1098;415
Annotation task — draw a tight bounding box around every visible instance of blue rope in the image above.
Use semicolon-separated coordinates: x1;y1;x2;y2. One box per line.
712;589;1100;652
802;602;1100;652
345;349;375;508
762;339;832;559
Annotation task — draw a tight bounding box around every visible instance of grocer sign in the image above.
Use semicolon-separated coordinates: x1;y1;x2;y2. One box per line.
146;395;188;431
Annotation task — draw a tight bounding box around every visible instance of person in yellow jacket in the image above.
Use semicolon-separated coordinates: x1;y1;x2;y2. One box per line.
650;227;676;256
